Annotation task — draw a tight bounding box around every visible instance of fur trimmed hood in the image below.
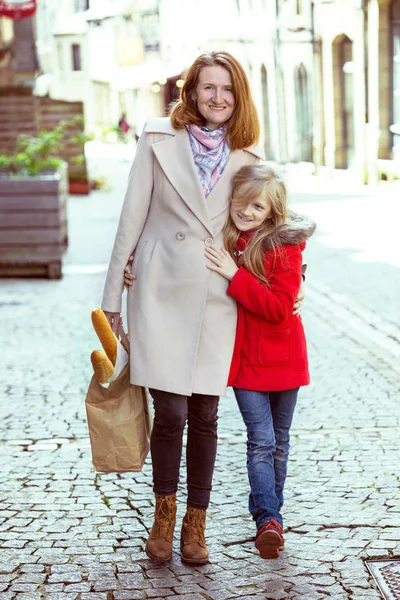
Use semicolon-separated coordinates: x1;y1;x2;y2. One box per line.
263;210;316;249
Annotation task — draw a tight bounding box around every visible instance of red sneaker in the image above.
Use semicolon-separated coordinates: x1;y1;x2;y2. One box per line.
255;519;285;559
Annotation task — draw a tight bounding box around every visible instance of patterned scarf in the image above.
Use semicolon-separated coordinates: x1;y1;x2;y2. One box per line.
187;124;230;197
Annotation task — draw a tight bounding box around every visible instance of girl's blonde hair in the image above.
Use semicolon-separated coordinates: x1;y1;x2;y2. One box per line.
224;164;288;286
170;51;260;151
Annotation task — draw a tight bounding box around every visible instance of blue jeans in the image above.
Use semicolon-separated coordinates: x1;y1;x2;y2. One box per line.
233;387;298;529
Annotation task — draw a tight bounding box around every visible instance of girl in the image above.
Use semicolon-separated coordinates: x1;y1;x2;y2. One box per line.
205;164;315;560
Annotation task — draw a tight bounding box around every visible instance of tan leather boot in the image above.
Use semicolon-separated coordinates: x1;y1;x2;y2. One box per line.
180;506;208;564
145;494;177;562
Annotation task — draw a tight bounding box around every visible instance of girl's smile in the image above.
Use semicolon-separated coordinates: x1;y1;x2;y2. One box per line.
237;214;253;223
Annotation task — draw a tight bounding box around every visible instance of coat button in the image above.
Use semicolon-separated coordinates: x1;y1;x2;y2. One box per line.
176;231;186;241
204;237;214;247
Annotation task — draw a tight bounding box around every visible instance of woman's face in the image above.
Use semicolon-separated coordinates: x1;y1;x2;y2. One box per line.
194;66;235;130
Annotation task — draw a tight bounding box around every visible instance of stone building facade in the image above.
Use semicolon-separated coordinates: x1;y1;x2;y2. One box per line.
22;0;400;181
274;0;400;181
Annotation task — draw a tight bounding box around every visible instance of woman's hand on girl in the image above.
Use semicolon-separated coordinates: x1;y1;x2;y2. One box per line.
205;247;239;281
124;255;136;290
293;280;305;315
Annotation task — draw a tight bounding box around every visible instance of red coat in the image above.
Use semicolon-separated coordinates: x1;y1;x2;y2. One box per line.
227;241;309;391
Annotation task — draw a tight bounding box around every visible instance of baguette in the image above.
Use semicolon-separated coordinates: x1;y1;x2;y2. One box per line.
91;308;117;365
91;350;114;384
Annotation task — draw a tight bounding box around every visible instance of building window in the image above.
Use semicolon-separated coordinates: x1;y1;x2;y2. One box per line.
141;10;160;55
74;0;89;12
393;0;400;129
276;0;289;14
57;42;63;72
72;44;82;71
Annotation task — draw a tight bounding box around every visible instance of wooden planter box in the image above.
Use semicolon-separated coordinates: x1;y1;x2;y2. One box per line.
0;165;68;279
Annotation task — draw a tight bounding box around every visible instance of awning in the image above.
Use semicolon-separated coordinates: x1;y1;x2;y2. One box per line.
0;0;36;20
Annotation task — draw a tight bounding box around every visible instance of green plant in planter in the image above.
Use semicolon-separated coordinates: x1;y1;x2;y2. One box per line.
70;154;85;165
56;115;93;186
60;115;94;149
70;130;94;147
0;127;65;177
0;116;94;185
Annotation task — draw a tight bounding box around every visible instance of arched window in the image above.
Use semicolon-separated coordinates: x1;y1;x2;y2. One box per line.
332;34;355;168
393;0;400;130
261;65;274;159
294;64;312;162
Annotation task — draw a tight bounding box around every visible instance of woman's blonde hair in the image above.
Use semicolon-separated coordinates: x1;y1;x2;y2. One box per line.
170;51;260;151
224;164;288;286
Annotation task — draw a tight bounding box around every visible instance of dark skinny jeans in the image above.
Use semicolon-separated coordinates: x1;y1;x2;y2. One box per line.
149;388;219;510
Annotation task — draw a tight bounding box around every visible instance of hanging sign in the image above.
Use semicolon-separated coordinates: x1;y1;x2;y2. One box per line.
0;0;37;20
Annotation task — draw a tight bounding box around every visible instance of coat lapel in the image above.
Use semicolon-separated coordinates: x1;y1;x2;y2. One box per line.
151;128;213;236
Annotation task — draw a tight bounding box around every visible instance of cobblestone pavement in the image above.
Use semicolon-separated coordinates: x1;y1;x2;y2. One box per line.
1;154;399;600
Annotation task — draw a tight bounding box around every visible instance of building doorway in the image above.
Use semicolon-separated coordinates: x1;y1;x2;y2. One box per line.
332;34;355;168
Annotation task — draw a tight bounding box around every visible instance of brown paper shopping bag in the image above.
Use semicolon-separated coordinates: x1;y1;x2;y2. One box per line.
85;326;152;472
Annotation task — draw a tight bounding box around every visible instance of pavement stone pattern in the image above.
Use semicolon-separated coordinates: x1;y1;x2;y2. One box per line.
1;155;399;599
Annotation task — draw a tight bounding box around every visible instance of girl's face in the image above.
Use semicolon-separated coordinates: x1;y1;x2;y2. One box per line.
194;66;235;130
230;188;272;232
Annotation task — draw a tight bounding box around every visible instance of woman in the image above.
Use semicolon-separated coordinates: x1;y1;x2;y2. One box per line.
101;51;263;564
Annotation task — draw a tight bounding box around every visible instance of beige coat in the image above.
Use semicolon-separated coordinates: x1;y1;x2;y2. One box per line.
101;117;263;396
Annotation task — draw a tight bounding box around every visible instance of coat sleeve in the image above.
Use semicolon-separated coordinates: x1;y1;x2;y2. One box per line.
101;129;154;313
226;245;303;324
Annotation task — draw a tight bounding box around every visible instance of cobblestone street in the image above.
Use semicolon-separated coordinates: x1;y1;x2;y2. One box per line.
1;151;399;600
